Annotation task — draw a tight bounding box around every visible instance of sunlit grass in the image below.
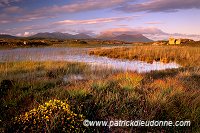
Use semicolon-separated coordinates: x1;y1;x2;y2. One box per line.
147;78;185;104
89;46;200;67
0;61;200;132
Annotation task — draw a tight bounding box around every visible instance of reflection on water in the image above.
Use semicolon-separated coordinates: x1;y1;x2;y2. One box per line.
0;47;180;73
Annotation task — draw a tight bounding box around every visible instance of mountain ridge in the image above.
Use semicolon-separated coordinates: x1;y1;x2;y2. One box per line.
0;32;153;42
98;33;153;42
0;34;20;39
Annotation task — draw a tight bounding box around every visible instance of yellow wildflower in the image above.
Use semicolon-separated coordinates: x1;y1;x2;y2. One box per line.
45;116;49;120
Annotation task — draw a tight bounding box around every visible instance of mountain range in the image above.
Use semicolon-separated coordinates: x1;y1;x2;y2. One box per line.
0;32;153;42
0;34;19;39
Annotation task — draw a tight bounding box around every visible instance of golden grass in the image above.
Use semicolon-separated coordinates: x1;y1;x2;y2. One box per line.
1;61;200;132
89;46;200;67
109;73;143;90
147;78;185;104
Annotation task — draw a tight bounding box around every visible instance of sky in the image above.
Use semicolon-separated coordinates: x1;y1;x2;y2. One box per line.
0;0;200;40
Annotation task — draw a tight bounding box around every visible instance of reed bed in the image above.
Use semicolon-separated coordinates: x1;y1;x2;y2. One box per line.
89;46;200;67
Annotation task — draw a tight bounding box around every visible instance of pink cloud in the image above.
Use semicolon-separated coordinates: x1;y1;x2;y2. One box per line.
0;0;129;24
100;27;165;35
3;6;23;13
54;16;138;25
145;21;163;25
99;27;200;41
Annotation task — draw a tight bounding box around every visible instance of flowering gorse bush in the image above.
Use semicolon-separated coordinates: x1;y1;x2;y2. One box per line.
10;99;87;132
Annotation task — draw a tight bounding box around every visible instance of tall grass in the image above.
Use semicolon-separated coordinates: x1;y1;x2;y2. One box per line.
89;46;200;67
0;61;200;132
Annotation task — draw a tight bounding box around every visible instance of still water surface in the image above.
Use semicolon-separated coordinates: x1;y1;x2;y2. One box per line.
0;47;180;73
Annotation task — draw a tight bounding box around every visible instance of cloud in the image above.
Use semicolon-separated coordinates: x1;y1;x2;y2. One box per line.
145;21;163;25
145;33;200;41
1;16;138;36
38;0;127;14
100;27;166;35
27;0;128;20
117;0;200;13
0;13;11;24
0;0;21;7
54;16;138;25
15;32;35;37
16;13;56;22
0;20;10;24
0;11;56;24
27;0;128;21
0;0;129;24
116;24;129;27
3;6;23;13
2;24;53;35
24;32;33;36
100;27;200;41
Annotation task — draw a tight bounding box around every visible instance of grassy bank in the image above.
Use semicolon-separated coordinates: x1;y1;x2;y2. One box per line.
0;38;134;49
89;46;200;67
0;61;200;132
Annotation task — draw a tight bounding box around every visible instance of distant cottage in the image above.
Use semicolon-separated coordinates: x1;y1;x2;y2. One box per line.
169;38;181;45
168;37;194;45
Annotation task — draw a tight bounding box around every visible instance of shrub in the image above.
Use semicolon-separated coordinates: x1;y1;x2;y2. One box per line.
9;99;87;132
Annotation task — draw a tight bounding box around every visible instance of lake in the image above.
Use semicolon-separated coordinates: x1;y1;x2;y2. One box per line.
0;47;180;73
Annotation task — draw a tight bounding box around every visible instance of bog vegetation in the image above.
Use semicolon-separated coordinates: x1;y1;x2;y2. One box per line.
0;40;200;132
0;60;200;132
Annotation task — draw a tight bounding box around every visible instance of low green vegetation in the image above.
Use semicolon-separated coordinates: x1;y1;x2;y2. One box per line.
0;38;133;49
0;39;50;49
0;61;200;132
